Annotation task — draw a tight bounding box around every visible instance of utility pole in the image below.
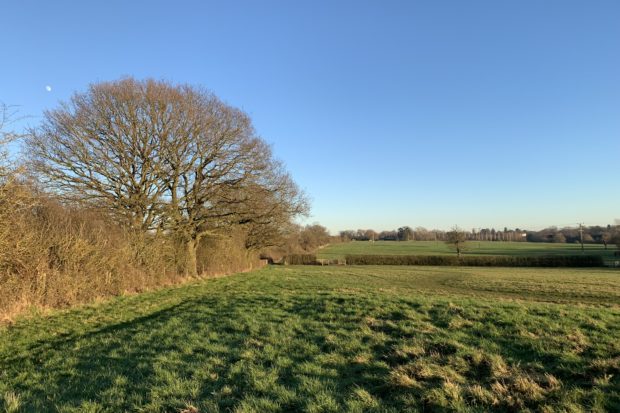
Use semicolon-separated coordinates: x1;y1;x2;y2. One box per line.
578;222;584;254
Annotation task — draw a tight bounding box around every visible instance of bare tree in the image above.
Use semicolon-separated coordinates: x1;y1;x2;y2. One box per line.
0;102;23;178
28;78;307;276
339;230;355;242
397;226;414;241
200;163;308;254
364;229;377;241
28;80;172;230
156;95;307;274
299;224;330;251
414;227;431;241
445;225;467;258
552;232;566;243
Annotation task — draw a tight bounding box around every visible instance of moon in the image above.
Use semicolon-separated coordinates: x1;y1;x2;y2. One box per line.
45;85;52;92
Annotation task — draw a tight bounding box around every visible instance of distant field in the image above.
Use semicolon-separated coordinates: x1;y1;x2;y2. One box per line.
1;265;619;412
318;240;615;259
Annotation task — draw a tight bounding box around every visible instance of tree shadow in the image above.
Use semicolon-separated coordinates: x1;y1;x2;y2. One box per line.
2;292;619;412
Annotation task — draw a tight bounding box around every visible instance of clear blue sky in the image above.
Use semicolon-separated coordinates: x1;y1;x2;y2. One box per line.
2;1;619;233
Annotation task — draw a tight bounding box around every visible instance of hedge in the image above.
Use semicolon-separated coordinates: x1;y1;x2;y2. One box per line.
284;254;318;265
344;254;605;267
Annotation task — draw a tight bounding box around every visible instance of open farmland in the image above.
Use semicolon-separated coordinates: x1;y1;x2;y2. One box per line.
1;265;619;412
318;240;615;260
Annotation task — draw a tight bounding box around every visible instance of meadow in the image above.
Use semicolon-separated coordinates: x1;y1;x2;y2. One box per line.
318;240;615;260
1;265;619;412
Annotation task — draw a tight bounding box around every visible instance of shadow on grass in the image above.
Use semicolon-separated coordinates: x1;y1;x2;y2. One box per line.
2;294;396;411
1;291;619;412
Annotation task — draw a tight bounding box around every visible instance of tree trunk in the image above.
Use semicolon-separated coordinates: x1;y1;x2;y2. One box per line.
185;238;198;277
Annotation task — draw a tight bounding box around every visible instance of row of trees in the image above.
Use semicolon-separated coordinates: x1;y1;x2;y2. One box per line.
525;226;618;247
339;227;528;242
340;225;620;246
339;227;425;242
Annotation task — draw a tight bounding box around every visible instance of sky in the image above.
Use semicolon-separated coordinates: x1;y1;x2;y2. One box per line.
1;0;619;233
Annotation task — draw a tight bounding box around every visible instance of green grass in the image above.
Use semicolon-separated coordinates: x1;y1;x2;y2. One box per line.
1;265;620;412
318;240;616;260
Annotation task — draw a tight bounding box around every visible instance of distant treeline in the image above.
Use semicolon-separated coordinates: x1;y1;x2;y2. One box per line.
339;225;620;246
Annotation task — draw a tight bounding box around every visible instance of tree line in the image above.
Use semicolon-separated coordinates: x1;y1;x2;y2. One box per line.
339;226;529;242
525;226;618;248
339;225;620;247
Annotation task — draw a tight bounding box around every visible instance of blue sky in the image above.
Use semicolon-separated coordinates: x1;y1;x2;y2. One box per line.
2;1;619;233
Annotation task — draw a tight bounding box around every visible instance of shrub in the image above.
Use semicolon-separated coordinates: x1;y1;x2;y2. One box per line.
0;183;180;317
0;180;263;319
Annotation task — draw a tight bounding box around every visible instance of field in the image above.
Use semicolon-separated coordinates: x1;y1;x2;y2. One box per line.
318;240;616;260
1;265;620;412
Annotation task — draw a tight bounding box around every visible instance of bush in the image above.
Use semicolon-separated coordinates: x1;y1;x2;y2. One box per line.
344;254;605;267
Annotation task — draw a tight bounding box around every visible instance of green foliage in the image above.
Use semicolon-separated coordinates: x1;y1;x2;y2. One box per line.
1;265;619;412
345;254;605;267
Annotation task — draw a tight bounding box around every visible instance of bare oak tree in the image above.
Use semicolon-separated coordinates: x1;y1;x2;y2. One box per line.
445;225;467;258
28;80;171;230
28;78;307;276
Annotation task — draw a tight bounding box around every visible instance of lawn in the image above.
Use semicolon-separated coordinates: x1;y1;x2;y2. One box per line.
1;265;620;412
318;240;616;260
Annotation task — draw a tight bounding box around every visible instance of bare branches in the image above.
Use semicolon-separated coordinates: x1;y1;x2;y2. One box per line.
0;102;21;143
28;79;180;230
446;225;468;258
0;102;24;178
27;78;308;276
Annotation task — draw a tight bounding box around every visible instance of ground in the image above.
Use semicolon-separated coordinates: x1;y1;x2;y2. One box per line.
1;265;619;412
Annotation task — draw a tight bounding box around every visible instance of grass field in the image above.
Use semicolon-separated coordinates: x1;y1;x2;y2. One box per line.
318;240;616;260
1;265;620;412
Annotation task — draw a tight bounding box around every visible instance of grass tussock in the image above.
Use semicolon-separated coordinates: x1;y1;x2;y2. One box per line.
1;391;21;413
